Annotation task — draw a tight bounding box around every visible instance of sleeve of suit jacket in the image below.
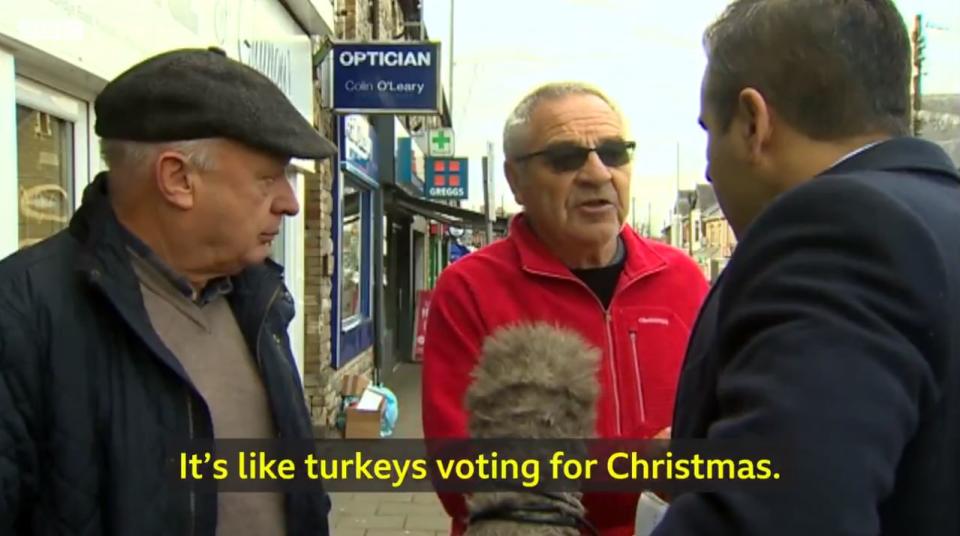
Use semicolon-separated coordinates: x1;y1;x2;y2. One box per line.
0;289;40;530
653;177;945;535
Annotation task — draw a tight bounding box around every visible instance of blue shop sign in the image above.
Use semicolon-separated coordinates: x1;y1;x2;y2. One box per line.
332;42;442;114
340;114;378;185
425;157;468;200
396;137;425;193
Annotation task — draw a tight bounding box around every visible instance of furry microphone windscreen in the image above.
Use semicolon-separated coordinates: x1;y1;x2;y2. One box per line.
465;322;601;439
462;323;602;536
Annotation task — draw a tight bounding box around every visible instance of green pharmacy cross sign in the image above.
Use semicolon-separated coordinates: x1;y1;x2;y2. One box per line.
428;128;454;156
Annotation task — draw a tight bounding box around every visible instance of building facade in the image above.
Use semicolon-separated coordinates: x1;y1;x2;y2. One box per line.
2;0;503;435
666;184;736;283
0;0;337;378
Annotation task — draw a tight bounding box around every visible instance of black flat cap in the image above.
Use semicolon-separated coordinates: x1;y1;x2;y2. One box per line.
95;47;338;160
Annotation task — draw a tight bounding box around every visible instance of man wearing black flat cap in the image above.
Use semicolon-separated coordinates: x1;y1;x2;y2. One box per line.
0;47;336;535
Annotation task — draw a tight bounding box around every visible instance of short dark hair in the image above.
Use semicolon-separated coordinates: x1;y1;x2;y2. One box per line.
703;0;912;139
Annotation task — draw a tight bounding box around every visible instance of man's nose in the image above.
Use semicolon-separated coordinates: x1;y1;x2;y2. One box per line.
273;178;300;216
576;150;614;183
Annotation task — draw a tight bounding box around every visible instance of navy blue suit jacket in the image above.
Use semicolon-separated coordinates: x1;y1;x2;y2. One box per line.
655;138;960;535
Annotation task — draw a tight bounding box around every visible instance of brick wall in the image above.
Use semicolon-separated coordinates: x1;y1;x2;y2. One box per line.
337;0;402;40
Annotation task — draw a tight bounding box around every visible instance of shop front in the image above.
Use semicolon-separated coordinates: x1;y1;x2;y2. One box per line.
1;0;333;377
385;131;500;363
332;114;378;369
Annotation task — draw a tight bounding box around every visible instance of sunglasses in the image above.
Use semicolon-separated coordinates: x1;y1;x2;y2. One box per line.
514;140;636;172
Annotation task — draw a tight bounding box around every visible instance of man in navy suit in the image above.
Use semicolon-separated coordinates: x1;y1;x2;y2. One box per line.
653;1;960;534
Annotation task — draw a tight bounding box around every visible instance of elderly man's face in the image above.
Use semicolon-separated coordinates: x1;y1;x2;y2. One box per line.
191;140;298;271
506;94;632;254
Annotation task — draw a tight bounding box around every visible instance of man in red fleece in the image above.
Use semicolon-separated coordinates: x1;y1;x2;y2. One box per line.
421;82;710;535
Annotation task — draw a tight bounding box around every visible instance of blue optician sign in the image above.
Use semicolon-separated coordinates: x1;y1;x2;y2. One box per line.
331;42;442;114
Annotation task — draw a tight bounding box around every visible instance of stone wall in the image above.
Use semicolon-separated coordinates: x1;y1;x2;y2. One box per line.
337;0;403;40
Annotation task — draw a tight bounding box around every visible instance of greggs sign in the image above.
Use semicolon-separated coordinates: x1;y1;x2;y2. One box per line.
425;157;469;200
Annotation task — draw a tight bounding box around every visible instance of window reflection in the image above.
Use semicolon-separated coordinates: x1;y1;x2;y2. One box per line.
16;105;73;249
341;183;363;323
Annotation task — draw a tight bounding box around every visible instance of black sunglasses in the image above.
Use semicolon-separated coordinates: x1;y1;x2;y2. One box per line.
514;140;636;172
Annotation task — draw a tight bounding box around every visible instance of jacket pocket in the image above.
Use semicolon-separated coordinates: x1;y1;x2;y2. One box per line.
615;306;691;437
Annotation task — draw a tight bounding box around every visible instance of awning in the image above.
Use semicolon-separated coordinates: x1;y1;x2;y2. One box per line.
385;185;507;231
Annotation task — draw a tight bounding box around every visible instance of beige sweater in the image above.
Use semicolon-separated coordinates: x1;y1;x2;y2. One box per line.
131;251;286;536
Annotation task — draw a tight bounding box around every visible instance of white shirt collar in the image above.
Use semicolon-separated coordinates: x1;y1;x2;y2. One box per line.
828;140;885;169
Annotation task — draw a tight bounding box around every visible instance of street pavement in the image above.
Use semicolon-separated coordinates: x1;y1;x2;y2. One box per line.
329;363;452;536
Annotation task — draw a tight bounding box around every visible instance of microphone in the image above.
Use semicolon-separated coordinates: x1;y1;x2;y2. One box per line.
462;322;601;536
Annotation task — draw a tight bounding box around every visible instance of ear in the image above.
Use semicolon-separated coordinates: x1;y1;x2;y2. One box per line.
503;160;525;206
735;88;772;162
154;151;196;210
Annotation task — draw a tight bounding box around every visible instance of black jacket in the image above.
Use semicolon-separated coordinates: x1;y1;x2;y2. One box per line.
0;174;330;535
655;138;960;535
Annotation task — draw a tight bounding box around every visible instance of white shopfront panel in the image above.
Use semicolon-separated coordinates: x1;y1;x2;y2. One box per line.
1;0;317;375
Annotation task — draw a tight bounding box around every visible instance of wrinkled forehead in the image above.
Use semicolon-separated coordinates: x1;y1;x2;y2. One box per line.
527;94;627;148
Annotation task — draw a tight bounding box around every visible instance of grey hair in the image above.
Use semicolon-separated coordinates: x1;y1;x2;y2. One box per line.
100;138;218;173
502;82;624;159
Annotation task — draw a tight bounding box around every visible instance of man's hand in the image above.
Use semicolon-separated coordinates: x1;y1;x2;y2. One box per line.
651;427;672;502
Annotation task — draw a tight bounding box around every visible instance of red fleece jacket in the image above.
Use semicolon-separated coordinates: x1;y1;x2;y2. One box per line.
421;215;709;535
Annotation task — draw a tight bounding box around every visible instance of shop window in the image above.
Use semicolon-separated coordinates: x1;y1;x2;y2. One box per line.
14;78;88;250
341;182;366;324
334;174;374;366
16;105;73;248
332;114;379;368
342;179;373;328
